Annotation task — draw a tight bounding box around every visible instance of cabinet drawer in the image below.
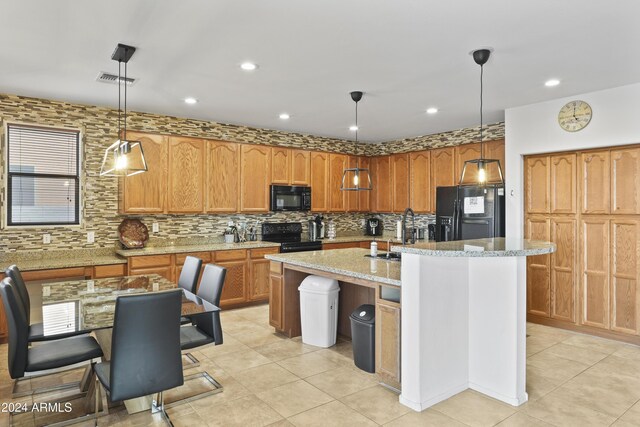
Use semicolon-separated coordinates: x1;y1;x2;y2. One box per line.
22;267;89;282
175;252;212;266
250;247;280;259
270;261;283;275
129;255;172;269
93;264;126;279
214;249;247;262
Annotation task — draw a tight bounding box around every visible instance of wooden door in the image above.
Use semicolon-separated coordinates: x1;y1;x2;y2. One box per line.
391;153;410;213
217;260;248;306
121;132;167;213
240;145;271;212
249;258;271;301
581;151;610;214
550;154;576;214
269;270;283;329
167;136;205;213
372;156;392;213
526;217;551;317
610;220;639;334
550;218;577;322
581;218;610;329
430;147;455;212
525;155;550;214
291;149;311;186
271;147;291;184
409;151;431;213
455;143;482;185
206;140;240;213
376;300;401;386
346;156;360;211
611;148;640;215
329;154;348;212
483;139;506;183
310;152;329;212
357;156;371;212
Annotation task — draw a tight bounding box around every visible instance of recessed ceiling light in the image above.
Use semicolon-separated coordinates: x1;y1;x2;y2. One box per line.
240;62;258;71
184;97;198;104
426;107;438;114
279;113;290;120
349;125;358;131
545;79;560;87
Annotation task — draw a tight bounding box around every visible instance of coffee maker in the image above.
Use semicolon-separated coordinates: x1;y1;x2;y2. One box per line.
308;215;325;240
365;217;382;236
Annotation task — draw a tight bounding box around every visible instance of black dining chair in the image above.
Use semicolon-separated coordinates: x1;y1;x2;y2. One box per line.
178;256;203;294
0;278;104;398
93;289;184;425
5;265;87;343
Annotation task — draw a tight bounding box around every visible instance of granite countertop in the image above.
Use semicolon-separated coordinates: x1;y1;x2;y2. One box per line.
0;249;127;272
318;235;406;245
116;240;281;257
266;248;401;287
391;238;556;257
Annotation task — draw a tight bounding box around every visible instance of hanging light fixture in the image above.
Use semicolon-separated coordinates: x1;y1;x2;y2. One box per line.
459;48;504;186
340;91;372;191
100;44;147;177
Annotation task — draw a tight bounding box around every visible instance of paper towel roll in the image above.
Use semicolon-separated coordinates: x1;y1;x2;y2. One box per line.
396;220;402;240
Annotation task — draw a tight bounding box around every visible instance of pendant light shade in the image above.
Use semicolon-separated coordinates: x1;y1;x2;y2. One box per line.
100;44;148;177
340;91;372;191
459;48;504;186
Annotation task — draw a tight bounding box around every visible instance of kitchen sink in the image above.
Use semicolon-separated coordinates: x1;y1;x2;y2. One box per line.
364;252;401;261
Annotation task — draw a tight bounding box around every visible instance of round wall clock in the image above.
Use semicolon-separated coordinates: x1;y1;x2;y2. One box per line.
558;100;592;132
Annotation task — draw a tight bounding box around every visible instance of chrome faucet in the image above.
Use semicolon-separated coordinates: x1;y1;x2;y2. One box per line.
401;207;416;245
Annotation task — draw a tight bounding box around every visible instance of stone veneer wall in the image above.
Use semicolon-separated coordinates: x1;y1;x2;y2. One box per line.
0;93;504;252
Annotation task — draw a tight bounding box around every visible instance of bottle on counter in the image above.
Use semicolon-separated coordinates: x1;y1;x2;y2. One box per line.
370;241;378;257
327;220;336;240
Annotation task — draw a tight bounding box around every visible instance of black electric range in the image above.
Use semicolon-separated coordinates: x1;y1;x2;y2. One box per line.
261;222;323;253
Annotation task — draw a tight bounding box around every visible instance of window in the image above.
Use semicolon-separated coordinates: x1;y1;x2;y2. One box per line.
7;124;80;226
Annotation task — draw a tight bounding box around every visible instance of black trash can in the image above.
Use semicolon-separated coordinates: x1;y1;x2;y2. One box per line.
350;304;375;373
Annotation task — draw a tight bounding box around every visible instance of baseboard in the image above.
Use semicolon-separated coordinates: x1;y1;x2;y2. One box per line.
468;382;528;407
399;383;468;412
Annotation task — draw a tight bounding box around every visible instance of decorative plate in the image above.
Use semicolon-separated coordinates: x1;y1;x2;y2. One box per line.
118;218;149;249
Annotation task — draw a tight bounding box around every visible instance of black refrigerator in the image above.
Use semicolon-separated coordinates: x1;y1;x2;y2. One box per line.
435;185;505;242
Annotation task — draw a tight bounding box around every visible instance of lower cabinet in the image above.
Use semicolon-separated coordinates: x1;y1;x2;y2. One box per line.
376;290;401;388
129;254;174;281
269;262;284;330
250;249;277;301
216;259;248;306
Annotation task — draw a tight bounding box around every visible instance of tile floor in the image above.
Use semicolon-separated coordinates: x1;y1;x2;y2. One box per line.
2;304;640;426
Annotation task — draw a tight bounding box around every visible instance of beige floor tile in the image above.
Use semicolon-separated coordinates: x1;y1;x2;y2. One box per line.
540;342;609;366
383;408;469;426
589;354;640;379
495;411;552;426
312;347;356;368
276;351;342;378
213;349;272;373
526;351;590;383
613;344;640;361
340;385;410;424
288;400;377;427
305;366;378;399
232;363;299;393
612;420;640;427
266;420;295;427
523;390;617;427
432;390;516;427
188;370;252;408
526;366;562;401
527;341;553;357
254;339;317;362
168;407;207;427
562;334;625;354
197;394;283;427
233;328;287;348
256;380;333;418
199;335;251;358
618;398;640;424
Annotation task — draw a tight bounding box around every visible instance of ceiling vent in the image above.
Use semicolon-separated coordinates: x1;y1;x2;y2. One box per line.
96;72;136;86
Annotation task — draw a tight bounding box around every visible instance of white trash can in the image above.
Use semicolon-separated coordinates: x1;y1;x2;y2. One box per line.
298;276;340;348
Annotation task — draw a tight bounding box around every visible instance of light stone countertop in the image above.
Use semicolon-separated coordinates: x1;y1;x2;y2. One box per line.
0;253;127;272
391;237;556;257
266;248;401;287
115;241;281;257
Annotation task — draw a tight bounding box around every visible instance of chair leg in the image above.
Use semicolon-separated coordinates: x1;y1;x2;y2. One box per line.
182;352;200;369
11;365;88;398
94;375;100;426
164;371;223;408
152;391;174;426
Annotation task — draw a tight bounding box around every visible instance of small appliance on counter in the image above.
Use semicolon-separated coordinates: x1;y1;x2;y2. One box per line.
365;217;382;236
308;215;325;241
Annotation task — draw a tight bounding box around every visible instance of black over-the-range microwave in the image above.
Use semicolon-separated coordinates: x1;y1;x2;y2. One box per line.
270;185;311;211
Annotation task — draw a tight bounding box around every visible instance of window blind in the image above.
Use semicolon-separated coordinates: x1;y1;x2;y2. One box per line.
7;124;80;226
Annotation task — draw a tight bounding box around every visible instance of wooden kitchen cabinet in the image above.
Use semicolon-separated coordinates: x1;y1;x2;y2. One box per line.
611;147;640;215
249;247;279;301
372;156;392;213
121;132;168;214
430;147;455;212
214;249;249;307
455;143;482;185
550;218;577;322
291;149;311;186
483;139;506;182
329;154;348;212
168;136;205;213
357;156;371;212
550;154;577;214
610;219;639;335
526;217;551;317
271;147;291;185
581;151;610;214
391;153;410;213
581;218;610;329
525;155;550;214
346;156;360;211
269;264;283;330
128;254;174;281
310;151;330;212
206;140;240;213
376;296;401;388
409;150;431;213
93;264;126;279
240;144;272;213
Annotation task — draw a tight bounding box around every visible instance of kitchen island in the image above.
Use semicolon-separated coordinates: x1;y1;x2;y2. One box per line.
391;238;555;411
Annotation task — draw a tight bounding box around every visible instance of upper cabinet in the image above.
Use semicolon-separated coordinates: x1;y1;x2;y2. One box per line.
271;147;291;185
310;151;329;212
409;151;431;213
431;147;455;211
581;151;610;214
550;154;577;214
455;143;482;185
391;154;410;213
525;155;550;214
240;145;271;213
168;136;205;213
611;147;640;215
121;132;168;214
372;156;392;213
206;140;240;213
291;150;311;186
329;154;348;212
346;156;360;212
357;156;371;212
483;139;506;182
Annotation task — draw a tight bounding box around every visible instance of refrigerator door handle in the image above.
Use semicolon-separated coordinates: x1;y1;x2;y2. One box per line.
452;199;458;240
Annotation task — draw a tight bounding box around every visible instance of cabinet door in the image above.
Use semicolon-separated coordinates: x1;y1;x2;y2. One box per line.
329;154;348;212
409;151;431;213
206;140;240;213
291;149;311;186
581;151;610;214
269;271;283;329
581;218;610;329
376;301;401;386
345;156;360;211
121;132;168;213
611;148;640;215
240;145;271;212
526;217;551;317
249;258;271;301
168;137;205;213
525;156;550;214
483;139;506;182
610;220;639;335
271;147;291;185
310;152;329;212
550;218;577;322
430;147;455;212
372;156;392;213
550;154;577;214
455;143;482;185
218;260;248;306
357;156;371;212
392;154;410;213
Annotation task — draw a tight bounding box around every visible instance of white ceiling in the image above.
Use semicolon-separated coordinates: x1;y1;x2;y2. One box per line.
1;0;639;142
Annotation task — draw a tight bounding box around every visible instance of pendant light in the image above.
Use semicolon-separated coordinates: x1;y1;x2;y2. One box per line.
340;91;372;191
100;44;148;177
458;48;504;186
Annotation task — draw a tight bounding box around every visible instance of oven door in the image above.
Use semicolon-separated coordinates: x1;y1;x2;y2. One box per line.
270;185;310;211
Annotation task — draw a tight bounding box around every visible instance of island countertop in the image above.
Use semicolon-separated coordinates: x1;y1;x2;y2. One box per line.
266;248;401;287
391;237;555;257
